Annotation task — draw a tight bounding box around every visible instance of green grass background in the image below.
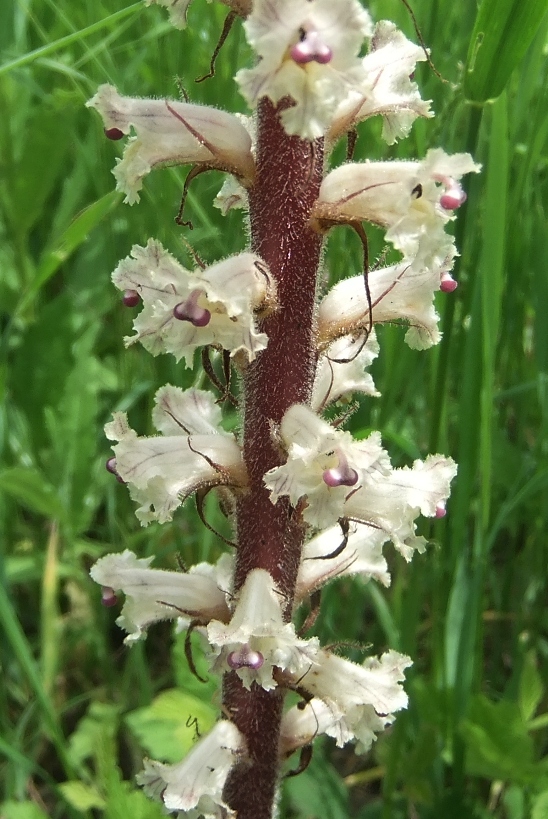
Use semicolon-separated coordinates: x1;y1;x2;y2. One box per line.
1;0;547;817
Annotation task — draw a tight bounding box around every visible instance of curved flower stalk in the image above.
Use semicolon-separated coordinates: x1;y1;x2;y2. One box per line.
282;649;411;753
295;522;391;603
146;0;252;29
113;240;275;366
318;251;456;351
237;0;373;139
86;84;254;204
264;403;457;539
311;148;480;257
311;333;380;411
138;720;245;817
90;550;233;642
208;569;319;691
105;385;246;524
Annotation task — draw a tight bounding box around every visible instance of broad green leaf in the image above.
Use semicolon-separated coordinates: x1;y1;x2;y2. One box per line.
464;0;548;102
0;466;64;519
533;792;548;819
0;803;49;819
284;746;349;819
126;688;217;763
461;695;538;785
58;782;106;811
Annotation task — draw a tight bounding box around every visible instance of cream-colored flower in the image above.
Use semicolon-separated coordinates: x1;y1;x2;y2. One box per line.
207;569;319;691
113;240;275;366
311;333;380;411
87;84;254;203
237;0;373;139
105;386;246;525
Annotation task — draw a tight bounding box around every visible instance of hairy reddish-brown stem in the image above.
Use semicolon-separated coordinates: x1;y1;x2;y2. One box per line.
222;98;324;819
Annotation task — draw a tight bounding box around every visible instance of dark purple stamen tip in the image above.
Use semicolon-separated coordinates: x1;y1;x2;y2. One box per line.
323;467;359;488
123;289;140;307
290;31;332;65
440;275;458;293
106;457;125;484
101;586;118;607
173;290;211;327
227;647;264;670
104;127;124;141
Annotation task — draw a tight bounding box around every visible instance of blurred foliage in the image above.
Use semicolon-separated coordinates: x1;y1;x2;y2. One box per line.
1;0;547;817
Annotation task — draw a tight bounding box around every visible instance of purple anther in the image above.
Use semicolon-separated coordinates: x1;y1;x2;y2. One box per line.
440;273;458;293
435;504;447;518
106;457;125;484
322;450;359;488
104;127;124;140
290;30;333;65
227;646;264;670
101;586;118;607
173;290;211;327
439;179;467;210
123;289;140;307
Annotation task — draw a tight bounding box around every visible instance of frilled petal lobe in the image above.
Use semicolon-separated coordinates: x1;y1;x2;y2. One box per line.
112;240;274;366
237;0;372;139
318;252;458;351
264;404;390;529
145;0;252;28
138;720;244;817
289;649;411;751
86;85;254;203
312;149;480;257
329;21;432;144
311;332;380;411
90;550;231;642
105;386;245;525
295;523;390;602
280;698;339;755
207;569;318;691
343;454;457;560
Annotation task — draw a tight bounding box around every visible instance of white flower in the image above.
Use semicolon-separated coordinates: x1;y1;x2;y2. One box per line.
311;148;480;257
295;522;390;603
105;386;246;525
311;332;380;411
138;720;244;817
264;405;457;546
86;84;254;203
207;569;319;691
280;698;339;755
287;649;411;752
343;454;458;560
112;240;275;366
237;0;373;139
89;550;232;643
264;403;390;529
318;250;458;351
329;21;432;144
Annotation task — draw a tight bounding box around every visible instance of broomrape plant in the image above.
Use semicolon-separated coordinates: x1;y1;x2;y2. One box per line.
88;1;479;816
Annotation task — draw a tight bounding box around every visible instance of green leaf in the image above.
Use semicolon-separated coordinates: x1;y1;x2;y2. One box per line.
0;466;65;519
532;792;548;819
58;782;106;811
519;651;544;722
18;190;121;316
461;695;538;785
125;688;217;763
0;802;49;819
284;746;350;819
464;0;548;102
